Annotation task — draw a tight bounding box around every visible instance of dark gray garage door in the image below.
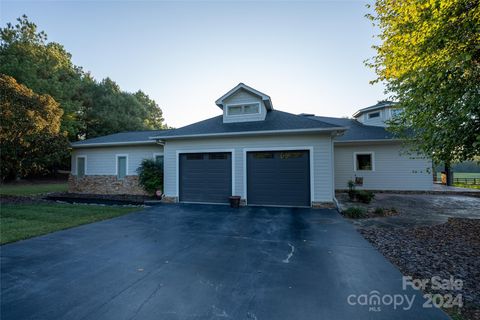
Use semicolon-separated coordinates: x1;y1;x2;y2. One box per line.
179;152;232;204
247;150;310;207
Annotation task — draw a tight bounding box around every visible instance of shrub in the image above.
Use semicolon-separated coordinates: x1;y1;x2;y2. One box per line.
343;207;366;219
373;207;384;215
137;159;163;195
347;180;356;200
355;190;375;204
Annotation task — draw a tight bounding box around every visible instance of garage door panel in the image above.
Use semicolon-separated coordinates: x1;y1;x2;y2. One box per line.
179;152;232;204
247;150;310;207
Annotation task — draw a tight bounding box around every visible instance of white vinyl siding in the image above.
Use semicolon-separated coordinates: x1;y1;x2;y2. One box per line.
334;143;433;191
163;134;334;203
359;109;387;127
71;145;164;176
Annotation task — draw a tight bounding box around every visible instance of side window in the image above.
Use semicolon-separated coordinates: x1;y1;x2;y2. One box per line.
368;112;380;119
117;155;127;180
355;153;374;171
155;155;164;166
77;156;86;178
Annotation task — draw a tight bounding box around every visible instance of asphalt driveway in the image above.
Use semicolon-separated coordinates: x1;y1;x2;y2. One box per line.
1;204;449;320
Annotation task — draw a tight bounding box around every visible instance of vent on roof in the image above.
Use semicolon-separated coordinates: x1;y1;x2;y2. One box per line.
299;113;315;117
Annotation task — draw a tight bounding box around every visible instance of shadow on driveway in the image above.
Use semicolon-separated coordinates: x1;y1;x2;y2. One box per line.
1;204;450;320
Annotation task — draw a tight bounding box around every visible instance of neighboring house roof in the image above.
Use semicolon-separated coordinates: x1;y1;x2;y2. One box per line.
308;116;396;142
150;110;345;140
71;130;171;148
215;83;274;110
352;101;396;118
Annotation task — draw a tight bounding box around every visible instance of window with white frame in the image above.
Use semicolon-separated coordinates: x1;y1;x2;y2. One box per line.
227;103;260;116
368;111;380;119
77;156;86;178
354;152;374;171
117;155;128;180
154;153;164;166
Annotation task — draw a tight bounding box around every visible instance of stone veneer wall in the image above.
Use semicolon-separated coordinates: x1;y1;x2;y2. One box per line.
68;175;147;195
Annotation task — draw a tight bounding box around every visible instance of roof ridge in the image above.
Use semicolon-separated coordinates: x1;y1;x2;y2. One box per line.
272;110;338;128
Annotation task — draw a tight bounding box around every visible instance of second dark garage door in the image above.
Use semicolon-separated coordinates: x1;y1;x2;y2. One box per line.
247;150;310;207
179;152;232;204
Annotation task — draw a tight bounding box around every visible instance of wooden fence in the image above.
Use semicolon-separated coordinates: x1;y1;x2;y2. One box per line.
433;176;480;185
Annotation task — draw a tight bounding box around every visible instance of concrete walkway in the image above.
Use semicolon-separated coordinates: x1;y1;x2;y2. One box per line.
337;193;480;229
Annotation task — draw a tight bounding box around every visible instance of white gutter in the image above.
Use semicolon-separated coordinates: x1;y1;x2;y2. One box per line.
334;138;401;144
71;140;156;148
149;126;347;140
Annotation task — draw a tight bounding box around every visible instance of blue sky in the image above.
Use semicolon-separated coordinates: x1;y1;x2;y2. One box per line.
1;0;385;128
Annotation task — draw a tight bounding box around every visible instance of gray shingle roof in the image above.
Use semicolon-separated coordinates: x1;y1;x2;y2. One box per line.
352;101;396;118
150;110;344;139
308;116;395;141
71;130;171;147
71;111;396;148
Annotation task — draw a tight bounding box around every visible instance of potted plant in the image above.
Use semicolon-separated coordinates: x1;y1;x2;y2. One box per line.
229;196;241;208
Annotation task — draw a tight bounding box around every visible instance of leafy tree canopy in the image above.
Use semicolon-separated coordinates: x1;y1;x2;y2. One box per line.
367;0;480;164
0;74;69;180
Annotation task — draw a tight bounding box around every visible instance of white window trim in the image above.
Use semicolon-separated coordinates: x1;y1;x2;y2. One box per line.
76;155;87;176
353;152;375;172
225;102;261;116
175;149;235;202
243;146;314;207
115;154;129;178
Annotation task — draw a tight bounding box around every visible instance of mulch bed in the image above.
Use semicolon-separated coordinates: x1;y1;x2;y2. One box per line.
360;218;480;320
0;195;50;205
1;193;156;205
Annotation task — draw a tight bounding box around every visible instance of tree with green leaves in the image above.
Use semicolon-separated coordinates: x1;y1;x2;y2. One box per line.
0;74;69;180
367;0;480;183
0;15;85;140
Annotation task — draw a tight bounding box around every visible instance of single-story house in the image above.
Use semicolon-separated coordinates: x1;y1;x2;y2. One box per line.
70;83;433;207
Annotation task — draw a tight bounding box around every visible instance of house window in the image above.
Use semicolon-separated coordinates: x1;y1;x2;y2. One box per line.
227;103;260;116
227;106;243;115
77;156;86;178
391;109;403;117
154;154;164;166
252;152;274;159
280;152;304;159
208;153;228;160
354;153;374;171
117;155;128;180
186;153;203;160
368;112;380;119
243;104;260;114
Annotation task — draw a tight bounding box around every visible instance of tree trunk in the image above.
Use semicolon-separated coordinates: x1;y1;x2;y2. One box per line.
445;163;453;186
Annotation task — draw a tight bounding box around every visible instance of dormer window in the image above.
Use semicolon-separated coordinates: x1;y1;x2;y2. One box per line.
368;111;380;119
227;103;260;116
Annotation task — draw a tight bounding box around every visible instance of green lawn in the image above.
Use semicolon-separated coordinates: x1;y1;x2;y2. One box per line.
0;204;140;244
0;182;68;196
